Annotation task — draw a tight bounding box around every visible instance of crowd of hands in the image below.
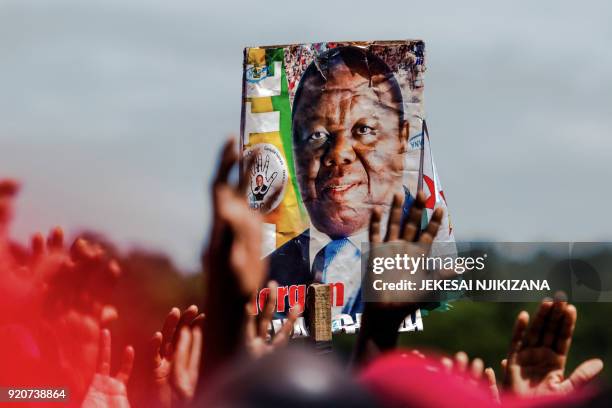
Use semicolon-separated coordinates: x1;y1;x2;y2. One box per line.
0;140;605;408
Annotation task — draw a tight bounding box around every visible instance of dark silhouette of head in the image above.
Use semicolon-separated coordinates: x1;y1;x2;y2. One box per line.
199;347;376;407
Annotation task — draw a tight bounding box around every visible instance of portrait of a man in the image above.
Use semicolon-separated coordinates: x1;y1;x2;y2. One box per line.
266;46;415;316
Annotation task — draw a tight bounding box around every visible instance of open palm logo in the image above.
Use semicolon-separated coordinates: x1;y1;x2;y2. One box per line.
251;154;278;201
244;143;287;214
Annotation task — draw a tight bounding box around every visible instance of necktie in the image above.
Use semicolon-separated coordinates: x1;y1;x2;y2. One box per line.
311;238;362;315
311;238;350;282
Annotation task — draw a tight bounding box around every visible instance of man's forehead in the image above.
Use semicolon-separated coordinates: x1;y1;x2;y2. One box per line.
300;61;397;99
302;62;370;90
297;83;399;117
300;78;394;106
304;85;375;103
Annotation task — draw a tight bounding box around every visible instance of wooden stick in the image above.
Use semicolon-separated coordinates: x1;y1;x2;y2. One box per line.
306;283;332;343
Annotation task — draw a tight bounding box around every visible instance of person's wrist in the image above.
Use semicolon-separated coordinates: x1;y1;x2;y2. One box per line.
360;307;407;349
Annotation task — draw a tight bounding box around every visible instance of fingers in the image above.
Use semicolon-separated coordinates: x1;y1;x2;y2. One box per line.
245;303;257;341
484;367;500;403
418;207;443;247
214;139;238;187
175;326;192;372
369;208;382;243
159;305;202;360
441;356;453;374
217;185;253;229
271;305;300;347
445;352;488;384
523;299;553;348
508;311;529;358
0;179;19;225
542;299;567;348
71;238;104;263
263;155;270;175
0;179;19;196
267;172;278;188
238;154;256;194
470;357;484;379
31;232;45;260
161;307;181;357
100;305;119;326
402;191;425;242
150;331;163;365
106;259;122;280
116;346;135;384
191;313;205;328
215;186;235;221
384;193;404;242
172;325;202;402
175;305;199;337
189;326;203;374
567;359;604;389
47;226;64;252
259;281;278;339
454;351;469;373
555;304;577;356
505;310;529;383
99;328;112;376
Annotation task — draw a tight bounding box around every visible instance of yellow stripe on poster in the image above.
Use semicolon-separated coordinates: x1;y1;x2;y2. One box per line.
245;96;308;248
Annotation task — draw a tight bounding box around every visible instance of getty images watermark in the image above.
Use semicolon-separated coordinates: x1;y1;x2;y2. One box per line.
361;242;612;303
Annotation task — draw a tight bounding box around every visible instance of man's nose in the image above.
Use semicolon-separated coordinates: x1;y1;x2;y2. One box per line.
322;132;356;167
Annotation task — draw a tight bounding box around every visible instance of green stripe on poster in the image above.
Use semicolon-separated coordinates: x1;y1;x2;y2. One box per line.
268;48;305;214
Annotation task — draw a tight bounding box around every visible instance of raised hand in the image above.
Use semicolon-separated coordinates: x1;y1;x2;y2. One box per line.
82;329;134;408
0;180;30;321
365;192;445;324
245;281;300;359
0;179;19;267
34;230;122;401
502;299;603;397
0;179;18;238
149;305;203;408
206;139;266;298
202;139;268;376
354;192;445;366
172;324;203;402
30;228;121;325
441;351;500;403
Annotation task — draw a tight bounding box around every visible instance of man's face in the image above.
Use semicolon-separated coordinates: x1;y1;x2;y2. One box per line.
293;60;408;238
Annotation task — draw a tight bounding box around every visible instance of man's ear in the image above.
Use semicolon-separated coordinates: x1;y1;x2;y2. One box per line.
399;120;410;153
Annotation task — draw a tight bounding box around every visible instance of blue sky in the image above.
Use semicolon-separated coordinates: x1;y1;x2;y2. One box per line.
1;0;611;271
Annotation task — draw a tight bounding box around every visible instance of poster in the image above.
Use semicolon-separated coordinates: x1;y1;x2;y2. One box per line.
240;41;454;336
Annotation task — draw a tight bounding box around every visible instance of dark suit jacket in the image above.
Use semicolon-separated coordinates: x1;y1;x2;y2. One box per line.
265;229;313;288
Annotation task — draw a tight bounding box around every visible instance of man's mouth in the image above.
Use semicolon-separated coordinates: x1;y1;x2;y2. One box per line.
325;183;355;192
318;180;365;201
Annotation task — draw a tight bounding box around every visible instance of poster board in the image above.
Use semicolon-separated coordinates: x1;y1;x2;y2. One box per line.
240;41;454;336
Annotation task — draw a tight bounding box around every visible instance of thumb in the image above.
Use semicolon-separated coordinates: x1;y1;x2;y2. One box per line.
568;359;604;390
501;358;507;370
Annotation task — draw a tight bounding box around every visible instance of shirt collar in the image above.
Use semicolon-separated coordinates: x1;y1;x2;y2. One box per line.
308;223;369;269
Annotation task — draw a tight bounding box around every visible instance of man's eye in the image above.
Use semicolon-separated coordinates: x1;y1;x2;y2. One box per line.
308;132;328;142
355;125;374;135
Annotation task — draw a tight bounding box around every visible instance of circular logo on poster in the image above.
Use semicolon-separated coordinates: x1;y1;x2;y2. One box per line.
244;143;287;214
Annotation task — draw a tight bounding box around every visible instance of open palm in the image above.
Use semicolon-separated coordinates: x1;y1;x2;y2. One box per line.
149;305;203;408
82;329;134;408
503;300;603;397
